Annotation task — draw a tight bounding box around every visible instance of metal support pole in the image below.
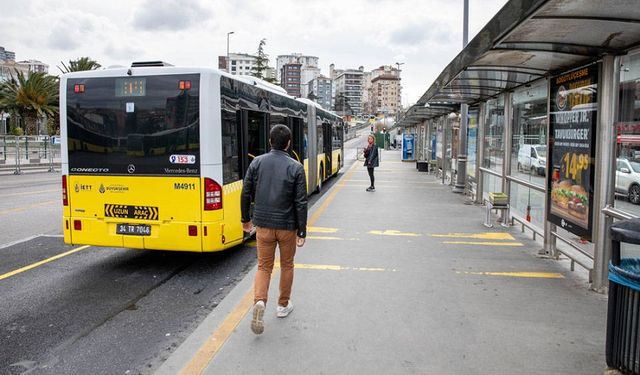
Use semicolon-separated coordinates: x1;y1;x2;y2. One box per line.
226;31;234;73
453;0;470;193
592;55;620;292
501;93;513;223
463;0;469;46
543;78;556;256
14;136;21;175
442;117;449;184
475;103;486;204
47;136;54;172
453;104;468;193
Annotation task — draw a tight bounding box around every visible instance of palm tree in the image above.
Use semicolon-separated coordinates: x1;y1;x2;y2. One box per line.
0;71;59;135
57;57;101;74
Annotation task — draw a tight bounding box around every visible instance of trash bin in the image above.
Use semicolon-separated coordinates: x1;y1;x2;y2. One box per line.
607;218;640;374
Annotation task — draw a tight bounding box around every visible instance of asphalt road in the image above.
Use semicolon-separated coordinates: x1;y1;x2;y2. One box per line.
0;133;365;375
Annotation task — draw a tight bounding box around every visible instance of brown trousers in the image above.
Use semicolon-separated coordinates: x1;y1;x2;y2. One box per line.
254;227;297;307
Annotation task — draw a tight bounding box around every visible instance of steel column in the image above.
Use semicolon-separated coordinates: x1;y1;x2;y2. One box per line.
544;77;557;257
501;92;513;223
475;102;486;204
592;54;620;292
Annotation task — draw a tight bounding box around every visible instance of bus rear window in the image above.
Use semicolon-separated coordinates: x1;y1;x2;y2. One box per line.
66;74;200;176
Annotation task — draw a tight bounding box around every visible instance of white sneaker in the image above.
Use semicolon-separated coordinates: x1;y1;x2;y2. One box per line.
251;301;265;334
276;301;294;318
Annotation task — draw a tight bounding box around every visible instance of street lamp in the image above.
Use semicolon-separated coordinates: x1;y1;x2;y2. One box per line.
226;31;234;72
453;0;469;194
394;62;404;123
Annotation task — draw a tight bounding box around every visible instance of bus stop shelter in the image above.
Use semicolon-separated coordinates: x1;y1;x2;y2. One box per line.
398;0;640;290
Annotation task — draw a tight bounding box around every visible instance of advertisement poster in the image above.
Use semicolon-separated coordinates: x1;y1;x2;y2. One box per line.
547;64;598;240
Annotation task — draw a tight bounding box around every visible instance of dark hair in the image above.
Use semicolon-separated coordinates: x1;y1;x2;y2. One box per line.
270;124;291;150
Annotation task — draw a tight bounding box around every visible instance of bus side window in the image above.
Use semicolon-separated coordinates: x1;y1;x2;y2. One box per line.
247;111;268;159
221;109;240;183
288;117;305;163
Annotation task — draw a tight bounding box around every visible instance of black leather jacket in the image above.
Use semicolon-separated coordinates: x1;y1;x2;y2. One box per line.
241;150;308;238
364;144;379;167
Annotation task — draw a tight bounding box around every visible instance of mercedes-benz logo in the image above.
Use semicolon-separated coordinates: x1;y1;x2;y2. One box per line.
127;164;136;174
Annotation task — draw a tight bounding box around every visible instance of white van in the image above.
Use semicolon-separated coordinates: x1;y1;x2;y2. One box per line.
517;144;546;176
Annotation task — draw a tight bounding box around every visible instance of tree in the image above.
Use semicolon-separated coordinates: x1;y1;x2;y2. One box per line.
0;71;59;135
251;39;269;80
307;91;318;100
57;57;102;74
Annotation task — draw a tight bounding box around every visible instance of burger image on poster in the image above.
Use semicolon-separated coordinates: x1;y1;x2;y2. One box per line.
551;179;589;224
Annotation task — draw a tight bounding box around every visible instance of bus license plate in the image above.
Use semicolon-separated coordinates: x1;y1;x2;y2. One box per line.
116;224;151;236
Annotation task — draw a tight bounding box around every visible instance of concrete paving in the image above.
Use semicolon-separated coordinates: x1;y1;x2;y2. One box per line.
156;150;608;375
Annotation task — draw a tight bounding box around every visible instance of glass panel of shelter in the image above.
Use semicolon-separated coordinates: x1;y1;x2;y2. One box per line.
614;51;640;216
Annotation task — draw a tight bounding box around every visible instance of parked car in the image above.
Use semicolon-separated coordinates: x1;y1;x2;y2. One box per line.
517;144;546;176
616;158;640;204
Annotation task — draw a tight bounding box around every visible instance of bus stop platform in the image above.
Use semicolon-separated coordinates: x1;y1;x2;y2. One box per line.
156;150;608;375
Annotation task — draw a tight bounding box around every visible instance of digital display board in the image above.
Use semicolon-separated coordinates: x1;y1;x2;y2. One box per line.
115;77;146;97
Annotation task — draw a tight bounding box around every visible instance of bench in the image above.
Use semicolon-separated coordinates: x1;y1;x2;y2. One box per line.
483;199;510;228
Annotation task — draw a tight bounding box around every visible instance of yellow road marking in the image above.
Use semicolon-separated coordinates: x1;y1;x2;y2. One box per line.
456;271;564;279
179;287;255;375
4;189;59;197
443;241;523;247
245;240;256;247
181;162;361;374
306;236;348;241
0;200;58;216
0;245;90;281
369;230;421;237
308;226;338;233
430;232;515;240
296;263;392;272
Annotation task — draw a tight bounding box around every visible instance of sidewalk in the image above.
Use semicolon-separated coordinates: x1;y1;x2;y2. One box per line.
157;150;608;375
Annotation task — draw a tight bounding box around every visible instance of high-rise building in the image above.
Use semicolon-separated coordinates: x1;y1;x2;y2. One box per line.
307;75;333;110
281;63;302;97
276;54;319;87
369;65;402;116
0;46;16;62
0;46;20;82
362;71;373;115
333;66;364;116
18;60;48;74
218;53;259;76
218;53;277;81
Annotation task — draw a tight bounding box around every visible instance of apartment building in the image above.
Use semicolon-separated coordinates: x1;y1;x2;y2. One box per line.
218;53;260;76
0;47;29;82
307;75;333;110
276;53;320;89
333;66;364;116
369;65;402;115
281;62;302;97
18;60;49;74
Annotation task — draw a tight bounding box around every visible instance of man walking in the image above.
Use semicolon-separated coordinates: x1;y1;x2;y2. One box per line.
241;124;307;335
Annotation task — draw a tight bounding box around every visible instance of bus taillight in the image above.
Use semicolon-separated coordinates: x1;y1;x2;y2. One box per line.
62;175;69;206
204;178;222;210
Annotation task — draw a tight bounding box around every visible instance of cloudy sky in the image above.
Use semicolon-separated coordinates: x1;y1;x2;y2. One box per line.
1;0;508;106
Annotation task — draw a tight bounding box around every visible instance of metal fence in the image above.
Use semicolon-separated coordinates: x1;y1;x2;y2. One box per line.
0;135;61;174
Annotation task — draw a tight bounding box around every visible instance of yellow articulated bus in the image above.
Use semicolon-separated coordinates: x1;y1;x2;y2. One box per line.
60;62;344;252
